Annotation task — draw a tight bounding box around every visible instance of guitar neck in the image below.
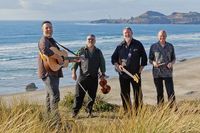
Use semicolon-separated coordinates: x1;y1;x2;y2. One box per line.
63;56;80;60
122;68;135;79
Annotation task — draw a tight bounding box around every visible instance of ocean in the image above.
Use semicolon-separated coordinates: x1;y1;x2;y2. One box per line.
0;21;200;95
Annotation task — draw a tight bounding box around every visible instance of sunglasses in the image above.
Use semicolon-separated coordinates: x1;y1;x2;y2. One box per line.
87;38;95;41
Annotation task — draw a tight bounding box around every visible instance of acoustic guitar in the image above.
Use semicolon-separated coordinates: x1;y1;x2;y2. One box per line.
40;47;81;72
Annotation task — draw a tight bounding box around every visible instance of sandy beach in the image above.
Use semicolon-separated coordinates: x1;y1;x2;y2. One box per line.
1;57;200;106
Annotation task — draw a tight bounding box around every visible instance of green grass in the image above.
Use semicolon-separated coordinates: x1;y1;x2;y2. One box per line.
0;94;200;133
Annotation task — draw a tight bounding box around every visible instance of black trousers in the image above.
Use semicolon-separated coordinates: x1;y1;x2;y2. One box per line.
119;75;143;112
154;77;176;105
72;76;98;114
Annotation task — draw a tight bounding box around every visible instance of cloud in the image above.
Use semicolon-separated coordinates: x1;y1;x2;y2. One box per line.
0;0;200;20
0;0;21;9
18;0;57;10
16;0;136;11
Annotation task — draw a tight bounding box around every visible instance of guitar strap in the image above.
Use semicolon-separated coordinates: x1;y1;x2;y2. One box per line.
54;40;78;56
38;38;79;62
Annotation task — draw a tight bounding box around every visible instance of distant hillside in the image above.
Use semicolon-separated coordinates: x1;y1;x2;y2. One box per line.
168;12;200;24
91;11;200;24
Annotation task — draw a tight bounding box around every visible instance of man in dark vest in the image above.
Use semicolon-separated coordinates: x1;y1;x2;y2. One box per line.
71;34;106;118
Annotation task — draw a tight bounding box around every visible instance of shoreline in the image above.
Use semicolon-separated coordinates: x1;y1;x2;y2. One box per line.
1;57;200;106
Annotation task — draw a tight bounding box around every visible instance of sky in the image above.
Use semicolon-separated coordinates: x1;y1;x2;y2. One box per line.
0;0;199;21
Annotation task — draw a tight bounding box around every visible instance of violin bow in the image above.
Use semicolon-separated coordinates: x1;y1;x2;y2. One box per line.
78;82;93;101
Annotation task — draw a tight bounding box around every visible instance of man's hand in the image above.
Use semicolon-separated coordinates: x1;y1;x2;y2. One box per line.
114;63;123;72
139;66;144;74
50;54;64;65
118;65;124;71
153;61;159;67
100;75;105;81
55;54;64;65
72;69;77;80
72;73;77;80
167;62;173;69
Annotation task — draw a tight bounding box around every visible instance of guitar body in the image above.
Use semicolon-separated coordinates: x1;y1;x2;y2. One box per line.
44;47;69;72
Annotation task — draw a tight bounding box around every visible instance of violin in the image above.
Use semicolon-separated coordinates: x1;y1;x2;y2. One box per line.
99;78;111;94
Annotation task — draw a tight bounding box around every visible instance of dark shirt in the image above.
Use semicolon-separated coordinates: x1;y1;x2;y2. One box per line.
111;39;147;78
149;41;176;78
38;36;63;79
71;46;106;78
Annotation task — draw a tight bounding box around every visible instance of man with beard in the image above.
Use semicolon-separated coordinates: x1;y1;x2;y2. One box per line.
111;27;147;114
71;34;106;118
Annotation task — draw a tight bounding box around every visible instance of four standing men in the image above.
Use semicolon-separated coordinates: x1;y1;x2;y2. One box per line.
111;27;148;113
38;21;176;120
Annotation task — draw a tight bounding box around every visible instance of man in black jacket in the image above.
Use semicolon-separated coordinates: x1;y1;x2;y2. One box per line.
71;34;106;118
111;27;147;113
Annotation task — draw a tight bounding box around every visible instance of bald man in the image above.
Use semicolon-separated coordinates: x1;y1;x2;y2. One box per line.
149;30;176;107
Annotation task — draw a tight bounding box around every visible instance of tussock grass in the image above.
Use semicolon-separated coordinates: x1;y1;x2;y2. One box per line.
0;94;200;133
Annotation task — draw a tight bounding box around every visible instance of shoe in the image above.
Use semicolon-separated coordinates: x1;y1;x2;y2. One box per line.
87;113;94;118
71;112;78;118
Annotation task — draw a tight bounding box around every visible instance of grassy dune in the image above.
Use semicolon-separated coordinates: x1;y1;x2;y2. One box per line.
0;94;200;133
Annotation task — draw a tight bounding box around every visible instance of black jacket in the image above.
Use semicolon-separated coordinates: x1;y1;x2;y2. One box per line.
111;38;147;78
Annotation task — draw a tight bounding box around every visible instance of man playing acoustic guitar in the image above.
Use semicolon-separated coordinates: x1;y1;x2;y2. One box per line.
38;21;65;126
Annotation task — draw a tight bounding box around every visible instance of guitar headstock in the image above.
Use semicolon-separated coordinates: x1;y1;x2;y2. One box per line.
132;73;140;83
